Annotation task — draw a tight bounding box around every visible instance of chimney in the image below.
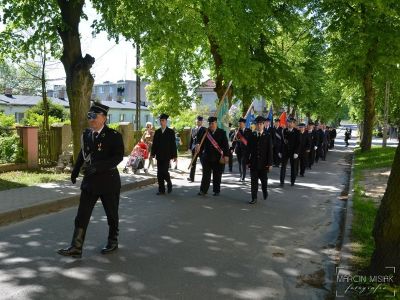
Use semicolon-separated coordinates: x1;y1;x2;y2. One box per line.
4;88;12;97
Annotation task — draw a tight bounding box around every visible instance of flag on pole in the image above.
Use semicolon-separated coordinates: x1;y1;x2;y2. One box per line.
279;111;287;127
267;105;273;127
245;104;255;128
217;95;229;131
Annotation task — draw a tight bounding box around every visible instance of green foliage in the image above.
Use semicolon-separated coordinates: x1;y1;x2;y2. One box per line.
93;0;310;116
0;112;16;136
0;60;42;95
0;134;24;163
108;123;120;130
169;106;210;131
23;113;62;128
25;99;69;121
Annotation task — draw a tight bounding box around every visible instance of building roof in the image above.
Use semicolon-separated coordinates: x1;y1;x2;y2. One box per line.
0;94;70;107
0;94;149;110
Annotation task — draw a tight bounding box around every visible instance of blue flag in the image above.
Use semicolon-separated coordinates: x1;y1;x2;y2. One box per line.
267;105;273;128
245;105;255;128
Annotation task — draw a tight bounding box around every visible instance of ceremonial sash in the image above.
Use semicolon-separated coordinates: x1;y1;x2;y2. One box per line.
207;132;224;157
275;129;282;140
236;130;248;146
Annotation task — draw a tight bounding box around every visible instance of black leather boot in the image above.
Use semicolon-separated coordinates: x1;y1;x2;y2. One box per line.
101;231;118;254
57;227;86;258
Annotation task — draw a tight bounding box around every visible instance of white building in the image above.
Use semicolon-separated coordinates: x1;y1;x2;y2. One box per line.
0;92;153;128
195;79;267;114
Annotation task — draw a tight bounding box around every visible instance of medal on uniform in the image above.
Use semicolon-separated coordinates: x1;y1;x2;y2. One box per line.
98;143;102;151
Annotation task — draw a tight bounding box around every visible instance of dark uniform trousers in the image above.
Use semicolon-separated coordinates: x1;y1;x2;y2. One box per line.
280;155;298;184
237;151;247;180
280;128;300;185
189;149;199;181
198;128;229;194
76;191;119;237
200;160;224;194
309;147;316;168
151;126;177;192
188;127;205;181
157;159;172;192
299;153;308;176
251;168;268;199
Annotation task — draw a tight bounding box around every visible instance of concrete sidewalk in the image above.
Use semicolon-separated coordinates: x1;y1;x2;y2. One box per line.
0;154;199;227
0;162;151;227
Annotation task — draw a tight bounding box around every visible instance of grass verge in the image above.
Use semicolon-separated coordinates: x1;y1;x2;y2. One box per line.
0;168;69;192
351;146;398;298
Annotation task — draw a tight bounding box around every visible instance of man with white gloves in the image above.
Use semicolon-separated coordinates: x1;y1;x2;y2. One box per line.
279;118;300;186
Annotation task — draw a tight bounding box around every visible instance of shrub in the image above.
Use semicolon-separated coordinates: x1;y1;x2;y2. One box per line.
0;134;24;163
0;112;16;136
23;113;62;128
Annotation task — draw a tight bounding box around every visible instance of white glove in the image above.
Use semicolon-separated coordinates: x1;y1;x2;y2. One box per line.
293;153;298;159
278;153;282;158
314;146;318;150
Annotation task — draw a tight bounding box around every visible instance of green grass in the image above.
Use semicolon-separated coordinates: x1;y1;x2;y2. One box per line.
351;146;399;298
0;169;69;192
353;146;396;172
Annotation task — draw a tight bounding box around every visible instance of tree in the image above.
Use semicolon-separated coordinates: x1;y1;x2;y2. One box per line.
93;0;307;116
0;60;42;95
371;144;400;283
0;0;94;161
317;0;400;151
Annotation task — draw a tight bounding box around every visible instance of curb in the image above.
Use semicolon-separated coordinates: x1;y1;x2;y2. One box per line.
0;177;157;227
334;151;356;299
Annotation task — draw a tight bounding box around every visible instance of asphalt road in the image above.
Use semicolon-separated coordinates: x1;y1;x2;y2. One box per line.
0;128;356;300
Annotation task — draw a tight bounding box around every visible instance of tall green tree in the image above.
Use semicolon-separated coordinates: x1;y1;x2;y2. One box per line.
0;0;95;160
93;0;307;116
317;0;400;151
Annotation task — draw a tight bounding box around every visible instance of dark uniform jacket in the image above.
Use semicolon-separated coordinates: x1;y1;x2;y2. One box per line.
198;128;229;162
330;129;337;140
189;126;206;151
246;130;273;170
317;129;325;147
299;131;311;157
151;127;177;161
234;127;252;156
282;128;300;156
72;126;124;194
309;129;319;148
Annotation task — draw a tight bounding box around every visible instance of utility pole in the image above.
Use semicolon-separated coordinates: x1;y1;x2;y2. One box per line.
383;80;389;147
135;43;141;130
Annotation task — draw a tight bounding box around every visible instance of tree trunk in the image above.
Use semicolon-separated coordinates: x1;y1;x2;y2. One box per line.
382;81;389;147
57;0;95;162
360;66;375;152
201;12;232;104
41;49;49;133
360;5;377;152
241;88;253;116
371;144;400;283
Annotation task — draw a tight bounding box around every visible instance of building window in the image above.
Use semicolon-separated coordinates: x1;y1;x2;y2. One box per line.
120;114;125;122
99;86;104;94
145;114;149;122
109;86;114;94
14;112;24;123
117;86;125;96
107;114;112;124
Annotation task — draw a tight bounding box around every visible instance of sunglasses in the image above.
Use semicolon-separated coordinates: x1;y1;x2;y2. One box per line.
87;111;103;120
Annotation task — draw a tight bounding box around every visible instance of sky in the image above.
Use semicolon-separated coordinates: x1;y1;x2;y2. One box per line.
46;2;138;87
